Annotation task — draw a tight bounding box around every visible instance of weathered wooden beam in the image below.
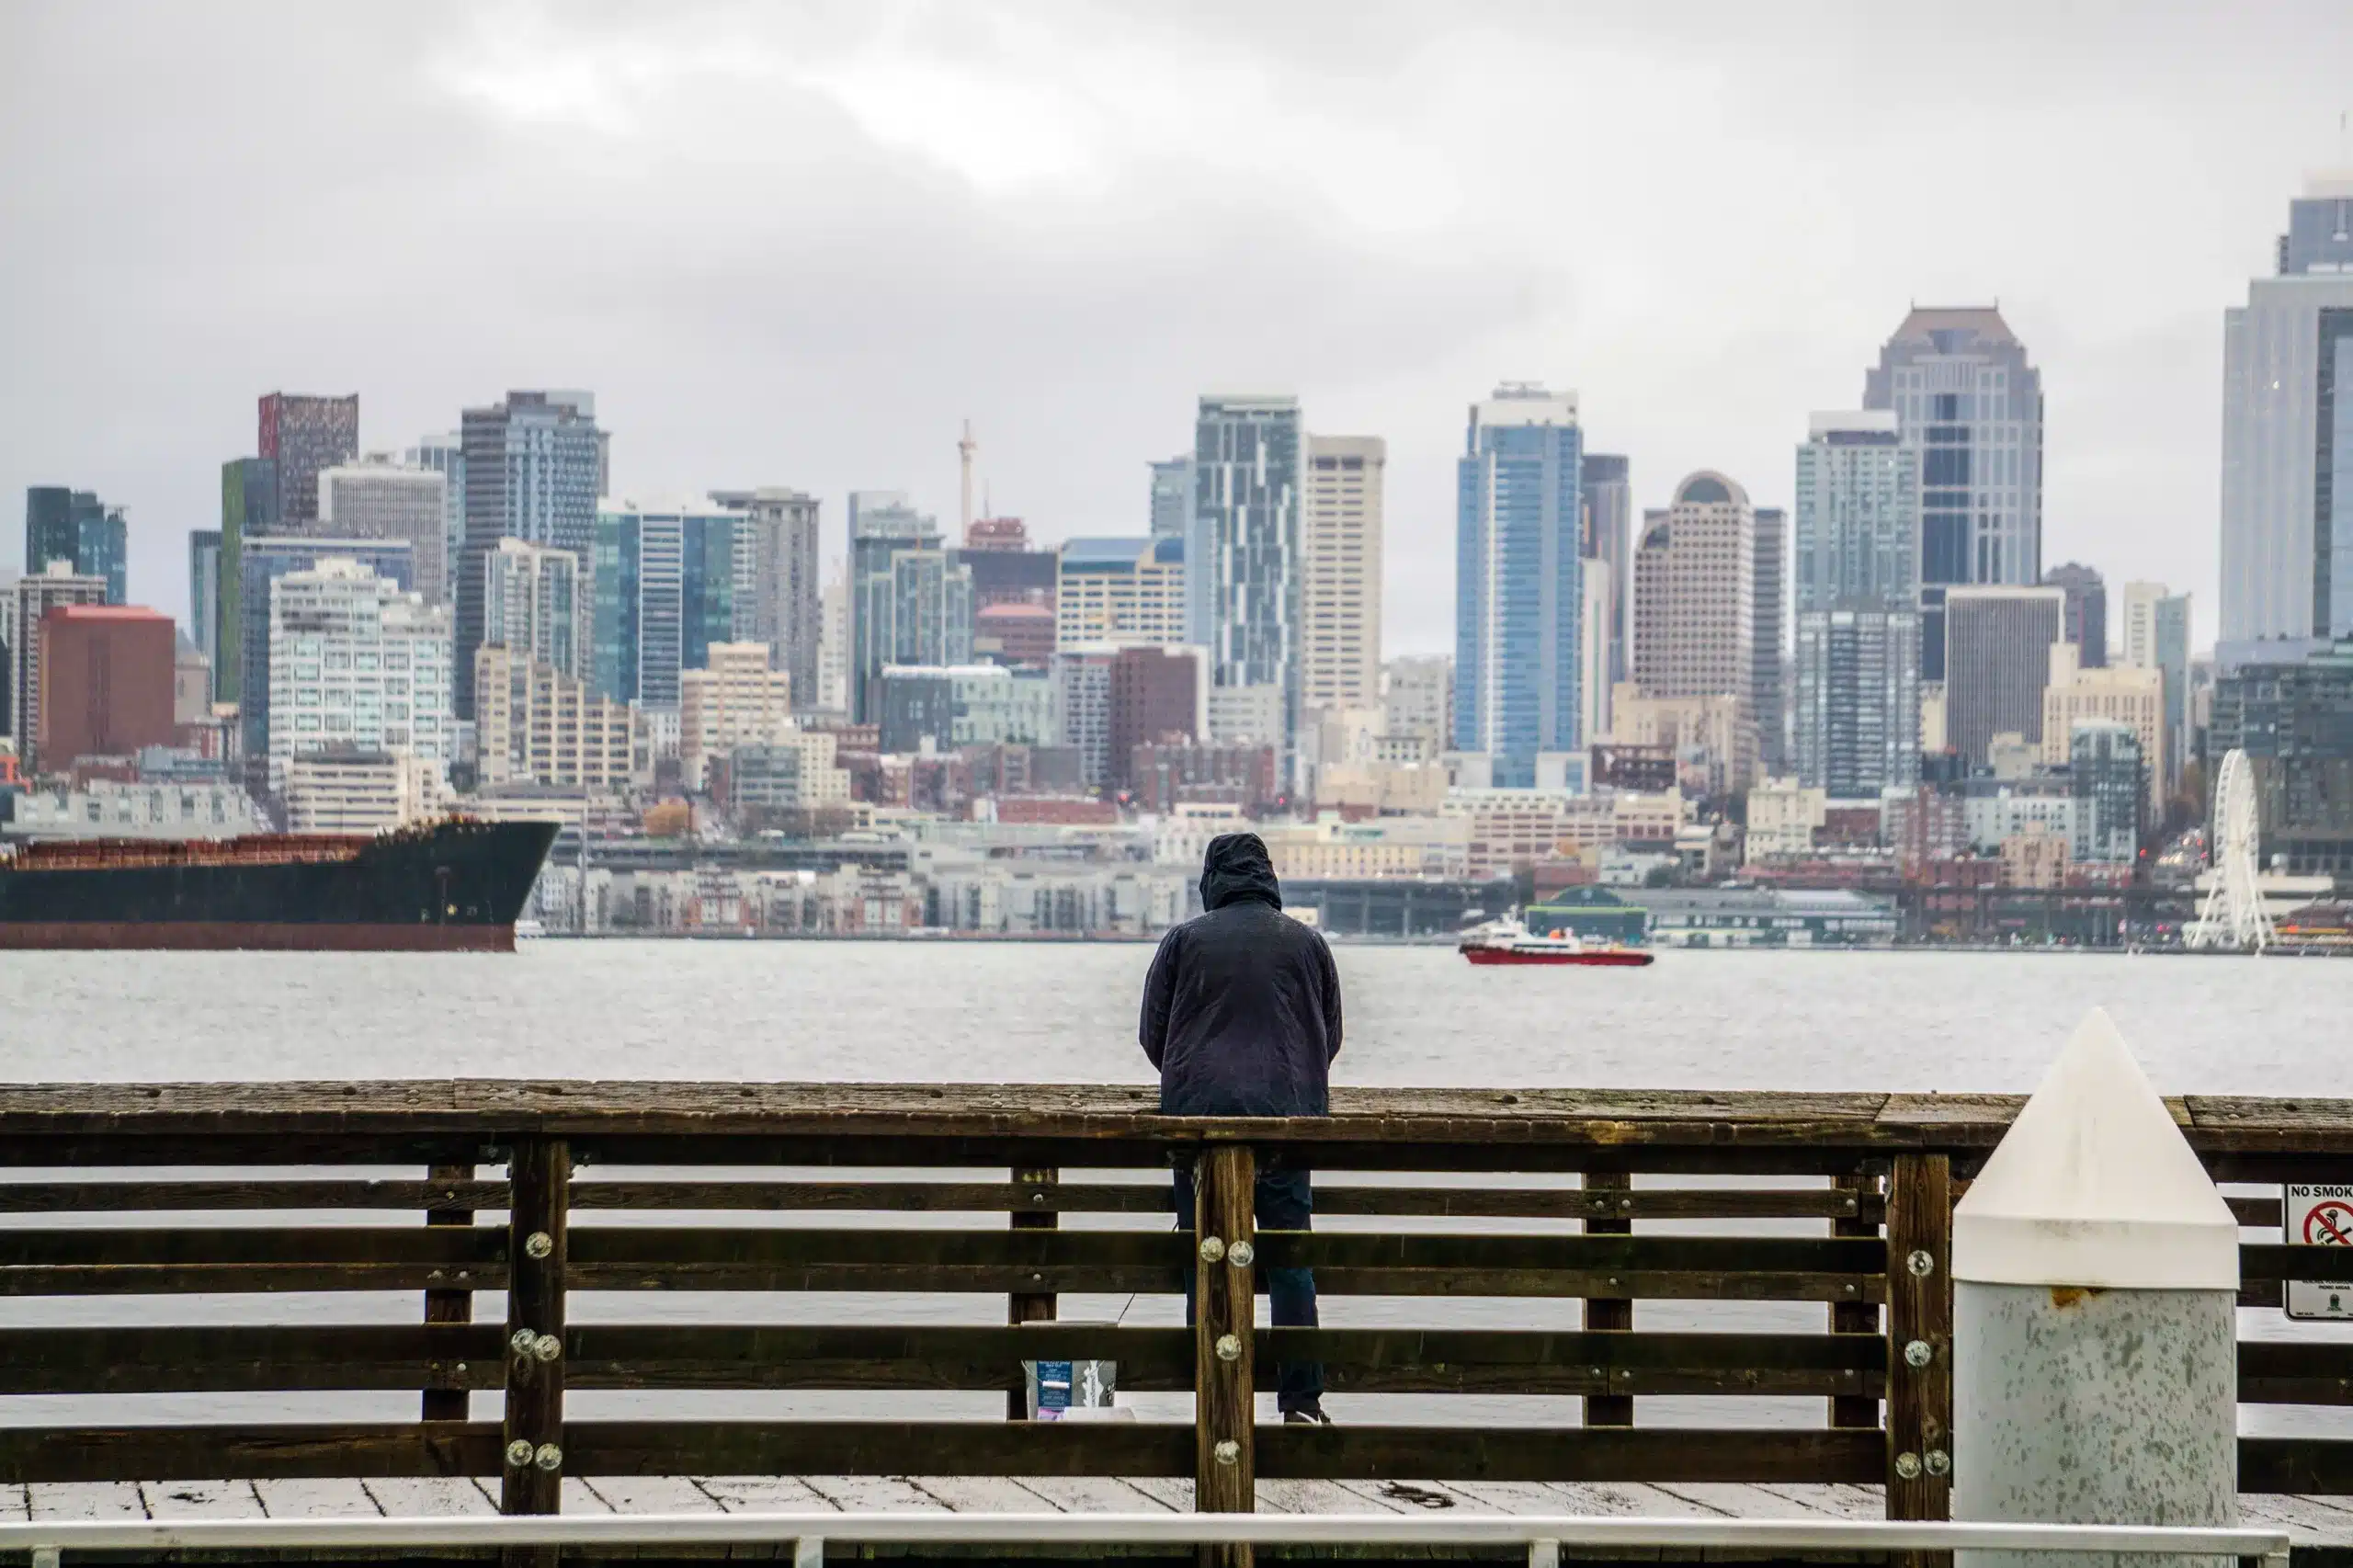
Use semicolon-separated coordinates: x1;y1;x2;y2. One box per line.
1007;1163;1058;1419
1255;1424;1885;1483
1582;1171;1632;1428
1884;1152;1952;1568
0;1178;512;1211
0;1226;504;1266
2239;1436;2353;1493
1193;1144;1255;1568
0;1324;506;1393
0;1422;502;1482
499;1134;568;1552
1830;1170;1882;1432
561;1418;1191;1479
423;1161;476;1423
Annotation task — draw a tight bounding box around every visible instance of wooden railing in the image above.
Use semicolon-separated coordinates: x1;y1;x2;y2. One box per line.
2;1084;2350;1513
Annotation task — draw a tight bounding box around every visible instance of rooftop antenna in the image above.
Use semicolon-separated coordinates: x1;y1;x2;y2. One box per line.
958;419;977;538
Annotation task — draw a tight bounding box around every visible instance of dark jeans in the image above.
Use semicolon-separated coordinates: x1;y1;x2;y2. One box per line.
1172;1165;1323;1414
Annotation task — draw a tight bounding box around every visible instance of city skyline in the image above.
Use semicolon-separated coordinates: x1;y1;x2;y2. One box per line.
6;6;2350;658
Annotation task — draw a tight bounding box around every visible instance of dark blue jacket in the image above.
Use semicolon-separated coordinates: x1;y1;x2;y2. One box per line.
1139;833;1343;1117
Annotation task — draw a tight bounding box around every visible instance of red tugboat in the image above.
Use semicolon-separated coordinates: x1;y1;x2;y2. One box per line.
1458;915;1654;968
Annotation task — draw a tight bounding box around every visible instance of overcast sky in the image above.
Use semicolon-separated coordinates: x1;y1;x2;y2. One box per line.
5;2;2349;654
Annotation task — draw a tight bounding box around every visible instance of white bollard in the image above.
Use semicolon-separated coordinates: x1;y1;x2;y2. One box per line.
1951;1009;2240;1568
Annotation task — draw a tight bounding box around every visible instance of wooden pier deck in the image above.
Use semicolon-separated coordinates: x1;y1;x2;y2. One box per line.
5;1082;2353;1561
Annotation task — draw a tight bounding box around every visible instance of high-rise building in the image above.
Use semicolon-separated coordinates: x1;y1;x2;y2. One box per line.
6;565;108;767
23;488;127;604
817;566;849;714
1453;383;1582;787
483;538;585;679
1863;307;2044;680
2069;719;2145;864
2043;562;2109;668
473;643;642;792
2040;642;2164;814
237;538;415;768
456;391;601;716
1056;537;1188;647
2207;637;2353;874
2222;175;2353;653
680;642;796;787
2119;580;2192;792
1579;453;1632;695
1942;585;2064;768
214;457;280;702
1382;654;1452;756
1580;562;1613;747
256;392;358;528
1753;506;1787;771
1109;644;1205;790
1794;608;1920;800
1194;394;1303;776
1150;456;1192;541
35;605;176;768
406;434;466;584
590;499;743;710
963;517;1027;552
264;557;451;796
1300;434;1384;714
955;524;1057;619
877;663;1058;755
188;530;222;684
848;492;972;722
1632;472;1754;705
710;487;823;706
319;458;449;605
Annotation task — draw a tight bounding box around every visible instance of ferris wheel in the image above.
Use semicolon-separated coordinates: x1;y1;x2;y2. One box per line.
2189;748;2277;951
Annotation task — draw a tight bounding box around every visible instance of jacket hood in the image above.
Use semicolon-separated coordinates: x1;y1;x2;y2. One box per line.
1200;832;1283;912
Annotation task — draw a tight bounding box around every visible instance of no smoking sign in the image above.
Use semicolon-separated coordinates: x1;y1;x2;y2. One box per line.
2288;1185;2353;1319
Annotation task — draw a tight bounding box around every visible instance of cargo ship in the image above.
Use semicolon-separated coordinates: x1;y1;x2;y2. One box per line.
0;818;558;952
1458;915;1654;968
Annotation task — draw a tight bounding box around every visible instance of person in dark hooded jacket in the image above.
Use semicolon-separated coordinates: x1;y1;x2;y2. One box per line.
1140;831;1341;1423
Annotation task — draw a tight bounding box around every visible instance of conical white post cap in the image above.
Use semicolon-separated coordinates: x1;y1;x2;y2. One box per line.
1952;1008;2238;1290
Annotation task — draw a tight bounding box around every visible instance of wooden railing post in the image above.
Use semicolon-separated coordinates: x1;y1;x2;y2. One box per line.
501;1135;570;1565
422;1162;474;1422
1830;1169;1881;1430
1583;1170;1632;1426
1886;1152;1953;1565
1008;1164;1058;1419
1194;1142;1255;1568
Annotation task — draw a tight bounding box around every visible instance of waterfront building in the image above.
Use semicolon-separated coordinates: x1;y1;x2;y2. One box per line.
2221;174;2353;652
34;605;175;770
1794;608;1921;800
1745;777;1829;861
680;642;796;787
2069;719;2145;864
848;492;972;722
710;487;823;705
405;433;466;586
214;457;280;701
1753;506;1788;772
483;538;585;681
188;530;222;677
1150;455;1192;541
1862;307;2045;679
878;664;1058;755
472;643;645;792
282;750;449;834
1056;536;1188;647
1580;452;1632;695
717;731;853;819
2206;636;2353;875
457;391;601;716
319;458;449;605
2044;562;2109;668
1958;775;2080;852
1942;585;2064;769
1195;394;1303;776
1301;434;1384;713
257;392;358;528
6;564;108;768
236;537;414;768
2040;642;2163;813
7;778;265;840
591;498;744;710
2119;581;2192;792
1602;685;1757;801
264;557;451;796
1454;383;1583;786
1632;471;1754;706
23;487;128;604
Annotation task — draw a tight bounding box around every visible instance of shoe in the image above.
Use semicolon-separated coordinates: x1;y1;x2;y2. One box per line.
1282;1403;1333;1425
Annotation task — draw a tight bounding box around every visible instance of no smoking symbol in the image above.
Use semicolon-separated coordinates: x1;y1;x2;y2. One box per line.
2305;1201;2353;1245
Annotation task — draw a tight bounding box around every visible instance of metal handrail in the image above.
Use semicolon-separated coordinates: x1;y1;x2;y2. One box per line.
0;1510;2297;1567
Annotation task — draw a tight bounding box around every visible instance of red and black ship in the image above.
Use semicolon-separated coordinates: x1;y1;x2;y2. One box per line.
0;818;558;952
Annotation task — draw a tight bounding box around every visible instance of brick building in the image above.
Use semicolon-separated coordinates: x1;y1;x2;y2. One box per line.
36;605;176;769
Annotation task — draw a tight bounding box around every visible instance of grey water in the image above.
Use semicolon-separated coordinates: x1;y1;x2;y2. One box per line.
3;944;2347;1437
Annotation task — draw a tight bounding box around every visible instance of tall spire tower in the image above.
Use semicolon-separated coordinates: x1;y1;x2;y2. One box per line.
958;419;977;538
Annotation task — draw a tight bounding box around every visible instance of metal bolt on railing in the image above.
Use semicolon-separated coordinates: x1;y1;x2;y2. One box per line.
524;1230;554;1259
1227;1240;1255;1267
1215;1334;1243;1362
1198;1235;1225;1263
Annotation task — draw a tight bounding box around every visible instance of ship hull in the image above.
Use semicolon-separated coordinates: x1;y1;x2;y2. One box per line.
0;820;557;952
1461;946;1654;967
